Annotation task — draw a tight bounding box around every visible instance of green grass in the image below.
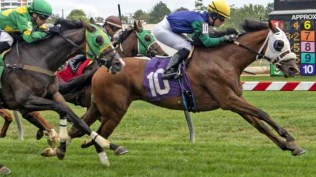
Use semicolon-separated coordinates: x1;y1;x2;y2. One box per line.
1;78;316;176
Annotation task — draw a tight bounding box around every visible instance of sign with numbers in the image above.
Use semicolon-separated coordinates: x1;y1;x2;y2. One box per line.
269;9;316;76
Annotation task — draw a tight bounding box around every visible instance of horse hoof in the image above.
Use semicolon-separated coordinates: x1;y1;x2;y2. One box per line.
41;148;57;157
36;130;44;140
292;148;305;156
56;147;65;160
81;139;93;148
114;146;128;156
0;166;11;175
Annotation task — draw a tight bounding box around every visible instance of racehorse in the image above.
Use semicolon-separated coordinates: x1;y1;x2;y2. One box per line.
67;20;304;164
59;20;167;108
0;20;167;145
0;19;124;166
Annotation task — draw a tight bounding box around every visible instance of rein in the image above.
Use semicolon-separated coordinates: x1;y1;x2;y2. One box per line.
9;27;112;77
233;30;293;65
233;41;272;62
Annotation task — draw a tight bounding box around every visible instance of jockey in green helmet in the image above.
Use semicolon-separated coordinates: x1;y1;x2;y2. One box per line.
0;0;53;54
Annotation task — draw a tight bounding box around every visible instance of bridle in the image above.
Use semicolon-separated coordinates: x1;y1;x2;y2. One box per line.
233;28;296;66
112;28;158;57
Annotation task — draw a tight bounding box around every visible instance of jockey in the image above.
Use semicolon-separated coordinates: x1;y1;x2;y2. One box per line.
153;0;237;80
103;15;122;41
0;0;54;54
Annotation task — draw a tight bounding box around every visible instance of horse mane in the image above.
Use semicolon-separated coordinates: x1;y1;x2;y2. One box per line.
54;19;83;33
241;19;268;33
116;28;135;43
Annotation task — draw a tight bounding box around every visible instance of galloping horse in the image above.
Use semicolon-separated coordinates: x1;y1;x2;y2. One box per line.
0;21;166;144
68;20;304;164
0;19;124;165
59;20;167;108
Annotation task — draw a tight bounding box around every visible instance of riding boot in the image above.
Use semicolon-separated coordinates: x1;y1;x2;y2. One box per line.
162;48;190;80
0;42;10;54
69;55;85;73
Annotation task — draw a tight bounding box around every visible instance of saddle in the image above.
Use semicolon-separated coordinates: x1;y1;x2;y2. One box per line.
68;55;86;73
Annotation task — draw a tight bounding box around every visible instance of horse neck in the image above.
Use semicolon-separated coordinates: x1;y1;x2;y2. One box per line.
118;31;138;57
231;30;269;73
189;29;269;76
26;29;85;71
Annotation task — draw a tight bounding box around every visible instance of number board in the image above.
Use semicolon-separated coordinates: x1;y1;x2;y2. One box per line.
269;10;316;76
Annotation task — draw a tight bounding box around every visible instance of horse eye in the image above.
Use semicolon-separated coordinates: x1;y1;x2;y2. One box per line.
273;40;284;52
145;35;151;42
96;36;104;46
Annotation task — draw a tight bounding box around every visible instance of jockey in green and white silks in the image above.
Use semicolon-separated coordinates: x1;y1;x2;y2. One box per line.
0;0;52;54
153;0;237;80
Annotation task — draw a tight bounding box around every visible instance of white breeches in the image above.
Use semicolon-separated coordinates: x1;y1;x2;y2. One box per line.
0;30;13;46
153;17;192;51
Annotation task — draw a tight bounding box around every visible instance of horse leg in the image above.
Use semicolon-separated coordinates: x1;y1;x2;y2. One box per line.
90;116;127;167
95;117;128;156
224;95;304;155
238;113;303;155
0;109;13;138
28;112;59;149
18;94;113;161
68;101;101;139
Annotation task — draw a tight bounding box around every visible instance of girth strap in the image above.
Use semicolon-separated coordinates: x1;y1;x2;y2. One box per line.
23;65;55;76
5;64;55;76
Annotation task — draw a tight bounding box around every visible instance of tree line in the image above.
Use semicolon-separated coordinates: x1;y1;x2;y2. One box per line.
48;1;274;30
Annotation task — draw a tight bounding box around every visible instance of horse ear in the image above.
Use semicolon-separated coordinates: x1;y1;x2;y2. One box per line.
137;20;142;28
134;21;138;30
90;17;96;25
269;20;278;33
81;19;96;32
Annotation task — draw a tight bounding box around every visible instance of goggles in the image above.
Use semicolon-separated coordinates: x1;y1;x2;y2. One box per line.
209;12;225;22
38;14;49;20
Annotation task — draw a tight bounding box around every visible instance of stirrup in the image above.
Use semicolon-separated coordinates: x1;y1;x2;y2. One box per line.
162;69;181;80
162;72;177;80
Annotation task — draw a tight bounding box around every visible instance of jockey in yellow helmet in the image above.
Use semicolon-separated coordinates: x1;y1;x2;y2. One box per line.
153;0;237;80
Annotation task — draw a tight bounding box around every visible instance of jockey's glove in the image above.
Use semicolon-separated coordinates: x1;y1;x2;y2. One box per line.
225;28;239;35
223;34;237;42
48;26;60;34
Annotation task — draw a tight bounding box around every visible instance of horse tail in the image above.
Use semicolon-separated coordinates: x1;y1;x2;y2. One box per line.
59;68;98;94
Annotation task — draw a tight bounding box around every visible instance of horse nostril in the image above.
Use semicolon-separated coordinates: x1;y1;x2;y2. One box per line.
289;67;298;74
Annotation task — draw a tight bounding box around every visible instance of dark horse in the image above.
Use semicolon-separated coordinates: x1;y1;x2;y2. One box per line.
0;20;166;150
0;19;124;166
66;20;304;165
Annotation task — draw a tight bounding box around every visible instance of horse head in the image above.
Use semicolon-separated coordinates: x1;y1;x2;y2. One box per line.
263;21;298;78
81;20;125;74
237;20;299;78
112;21;167;57
134;20;167;57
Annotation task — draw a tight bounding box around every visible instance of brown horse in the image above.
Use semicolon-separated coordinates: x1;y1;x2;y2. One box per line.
0;19;124;165
67;20;304;164
60;20;167;108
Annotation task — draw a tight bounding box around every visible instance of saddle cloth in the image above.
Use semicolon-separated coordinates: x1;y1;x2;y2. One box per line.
143;56;191;102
